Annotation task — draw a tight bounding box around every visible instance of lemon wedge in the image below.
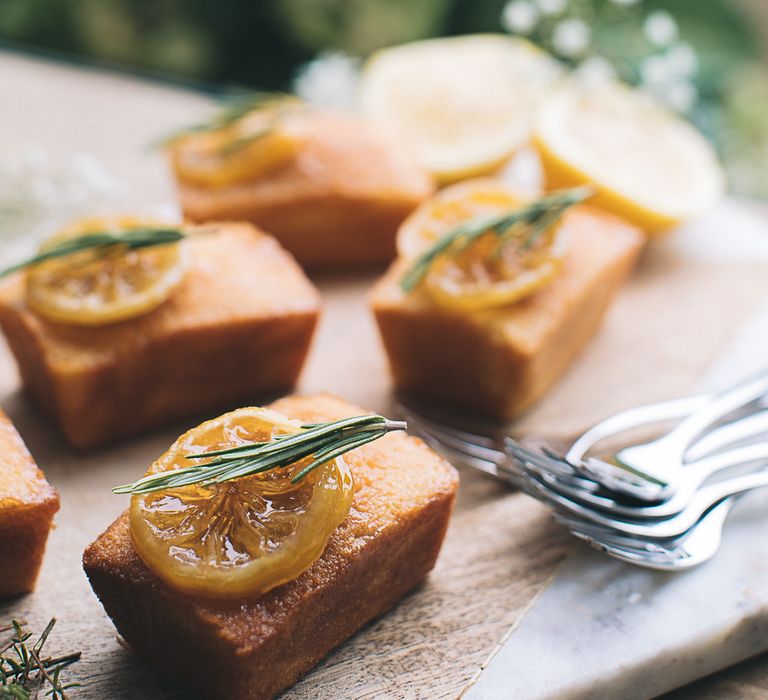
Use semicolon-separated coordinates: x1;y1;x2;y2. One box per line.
25;216;186;326
129;407;354;598
360;34;562;184
398;178;568;310
169;105;304;187
534;81;725;232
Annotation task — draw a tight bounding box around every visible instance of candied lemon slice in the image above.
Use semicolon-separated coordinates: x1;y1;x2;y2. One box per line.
534;81;724;233
170;105;304;187
129;407;354;598
398;179;567;310
25;216;186;326
360;34;562;184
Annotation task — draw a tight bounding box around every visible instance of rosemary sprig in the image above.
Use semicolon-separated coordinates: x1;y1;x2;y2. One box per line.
400;186;594;293
0;227;187;278
113;415;407;495
0;619;81;700
158;91;298;150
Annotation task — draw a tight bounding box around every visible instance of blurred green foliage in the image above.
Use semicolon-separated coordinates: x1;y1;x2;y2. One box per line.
1;0;767;197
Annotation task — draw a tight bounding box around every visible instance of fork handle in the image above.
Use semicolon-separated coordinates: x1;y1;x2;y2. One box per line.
566;394;710;464
688;409;768;462
659;368;768;455
694;467;768;511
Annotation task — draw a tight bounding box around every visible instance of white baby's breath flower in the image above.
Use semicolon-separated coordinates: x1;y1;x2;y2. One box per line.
575;56;617;86
639;54;673;87
644;10;678;47
552;18;590;58
536;0;567;17
502;0;540;35
666;42;698;77
661;80;698;113
0;147;124;261
293;51;361;112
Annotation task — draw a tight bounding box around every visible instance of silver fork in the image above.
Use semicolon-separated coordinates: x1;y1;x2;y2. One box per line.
510;436;768;519
559;499;735;571
517;464;768;540
403;398;768;499
572;370;768;500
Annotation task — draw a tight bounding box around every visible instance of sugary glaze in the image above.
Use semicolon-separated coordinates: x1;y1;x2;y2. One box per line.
371;205;644;418
0;223;321;449
176;112;435;268
84;394;459;700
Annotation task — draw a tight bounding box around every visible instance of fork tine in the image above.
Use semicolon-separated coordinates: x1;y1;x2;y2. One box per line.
506;440;601;491
406;413;507;465
552;513;675;553
397;407;500;449
415;430;507;479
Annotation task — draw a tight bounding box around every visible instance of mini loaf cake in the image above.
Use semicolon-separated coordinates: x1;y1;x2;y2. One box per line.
371;179;644;419
169;99;434;269
0;221;320;450
0;408;59;598
83;394;458;700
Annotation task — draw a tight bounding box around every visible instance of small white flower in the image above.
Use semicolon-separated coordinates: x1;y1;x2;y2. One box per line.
293;52;360;112
644;10;678;47
575;56;617;86
536;0;567;16
639;54;673;87
666;42;698;77
502;0;540;34
552;18;591;58
662;80;698;113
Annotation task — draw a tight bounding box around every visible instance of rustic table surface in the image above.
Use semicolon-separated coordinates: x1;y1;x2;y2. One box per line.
2;49;768;699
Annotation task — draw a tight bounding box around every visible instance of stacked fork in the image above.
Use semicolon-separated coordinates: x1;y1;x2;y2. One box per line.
404;370;768;571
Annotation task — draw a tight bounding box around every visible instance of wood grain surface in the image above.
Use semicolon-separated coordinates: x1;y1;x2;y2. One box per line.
3;50;768;699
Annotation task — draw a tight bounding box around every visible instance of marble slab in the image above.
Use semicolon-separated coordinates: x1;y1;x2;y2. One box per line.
465;286;768;699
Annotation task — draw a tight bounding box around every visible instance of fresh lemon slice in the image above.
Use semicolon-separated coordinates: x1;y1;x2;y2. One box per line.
25;216;186;326
129;407;354;599
534;81;725;233
170;104;304;187
360;34;562;184
398;179;567;310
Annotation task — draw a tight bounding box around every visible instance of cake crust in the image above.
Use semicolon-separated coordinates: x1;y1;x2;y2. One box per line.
0;408;59;598
83;394;458;700
371;206;644;418
176;112;434;269
0;224;321;450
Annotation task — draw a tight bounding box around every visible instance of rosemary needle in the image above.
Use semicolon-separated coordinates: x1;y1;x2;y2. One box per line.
157;91;299;149
399;186;594;293
0;618;81;700
0;227;189;278
113;415;408;495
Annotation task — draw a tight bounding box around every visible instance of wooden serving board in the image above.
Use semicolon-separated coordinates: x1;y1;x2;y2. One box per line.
3;50;768;699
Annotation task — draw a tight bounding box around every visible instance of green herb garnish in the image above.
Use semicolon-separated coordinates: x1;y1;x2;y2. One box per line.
0;619;81;700
113;414;407;495
400;186;594;293
158;92;300;152
0;227;188;278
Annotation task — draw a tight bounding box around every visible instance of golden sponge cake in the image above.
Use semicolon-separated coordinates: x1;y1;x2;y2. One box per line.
371;206;644;419
0;224;320;450
83;394;458;700
175;112;434;269
0;408;58;598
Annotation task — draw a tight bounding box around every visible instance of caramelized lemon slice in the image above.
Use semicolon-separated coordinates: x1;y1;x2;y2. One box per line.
534;81;724;233
398;179;567;310
170;104;304;187
25;216;186;326
360;34;562;184
129;407;354;599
